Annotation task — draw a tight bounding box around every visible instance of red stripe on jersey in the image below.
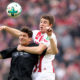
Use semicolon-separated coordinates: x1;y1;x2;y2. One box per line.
35;32;41;39
39;35;43;42
52;60;55;72
38;55;44;72
33;63;38;72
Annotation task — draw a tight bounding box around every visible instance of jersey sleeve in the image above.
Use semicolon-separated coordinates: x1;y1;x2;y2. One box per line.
40;33;57;47
32;30;39;41
0;47;17;59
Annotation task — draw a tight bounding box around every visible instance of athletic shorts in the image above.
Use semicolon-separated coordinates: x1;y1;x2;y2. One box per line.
32;72;55;80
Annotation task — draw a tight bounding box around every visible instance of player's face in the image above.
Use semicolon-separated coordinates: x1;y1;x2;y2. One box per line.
39;18;51;33
19;32;31;46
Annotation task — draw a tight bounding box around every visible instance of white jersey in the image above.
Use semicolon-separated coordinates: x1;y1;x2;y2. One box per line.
32;30;57;80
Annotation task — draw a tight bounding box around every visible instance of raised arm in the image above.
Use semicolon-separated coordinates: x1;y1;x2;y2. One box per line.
0;26;22;37
46;36;58;54
46;27;58;54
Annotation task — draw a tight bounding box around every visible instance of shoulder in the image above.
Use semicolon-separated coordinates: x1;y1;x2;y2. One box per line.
32;30;41;38
32;30;40;33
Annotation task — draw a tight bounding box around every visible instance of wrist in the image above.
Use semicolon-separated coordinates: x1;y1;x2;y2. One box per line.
22;46;25;51
48;35;53;39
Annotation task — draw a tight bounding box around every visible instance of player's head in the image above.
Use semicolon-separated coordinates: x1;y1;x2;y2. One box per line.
19;27;33;46
39;15;55;33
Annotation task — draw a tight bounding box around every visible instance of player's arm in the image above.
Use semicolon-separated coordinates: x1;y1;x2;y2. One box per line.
17;43;47;54
46;27;58;54
46;37;58;54
0;48;16;59
0;26;22;37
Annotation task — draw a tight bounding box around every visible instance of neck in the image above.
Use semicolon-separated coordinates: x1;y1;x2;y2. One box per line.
21;43;30;46
40;31;45;34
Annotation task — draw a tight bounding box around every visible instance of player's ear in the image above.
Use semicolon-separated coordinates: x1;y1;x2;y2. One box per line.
49;24;52;27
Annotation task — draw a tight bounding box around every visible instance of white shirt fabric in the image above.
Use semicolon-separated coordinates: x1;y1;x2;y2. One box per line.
32;30;57;80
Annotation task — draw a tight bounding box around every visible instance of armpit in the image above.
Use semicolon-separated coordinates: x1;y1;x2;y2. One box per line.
46;46;53;54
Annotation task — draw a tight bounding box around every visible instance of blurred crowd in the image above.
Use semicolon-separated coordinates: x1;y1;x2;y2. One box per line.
0;0;80;80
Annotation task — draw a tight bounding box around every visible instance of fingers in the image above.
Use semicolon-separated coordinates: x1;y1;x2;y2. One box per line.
46;27;53;34
46;27;52;32
17;45;24;51
17;45;21;51
47;28;52;32
46;27;53;36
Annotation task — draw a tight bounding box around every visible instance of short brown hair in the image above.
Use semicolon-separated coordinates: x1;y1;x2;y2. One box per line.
21;27;33;38
41;15;55;26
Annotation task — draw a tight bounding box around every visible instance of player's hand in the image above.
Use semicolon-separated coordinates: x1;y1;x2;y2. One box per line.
17;45;24;51
46;27;53;36
0;26;6;31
